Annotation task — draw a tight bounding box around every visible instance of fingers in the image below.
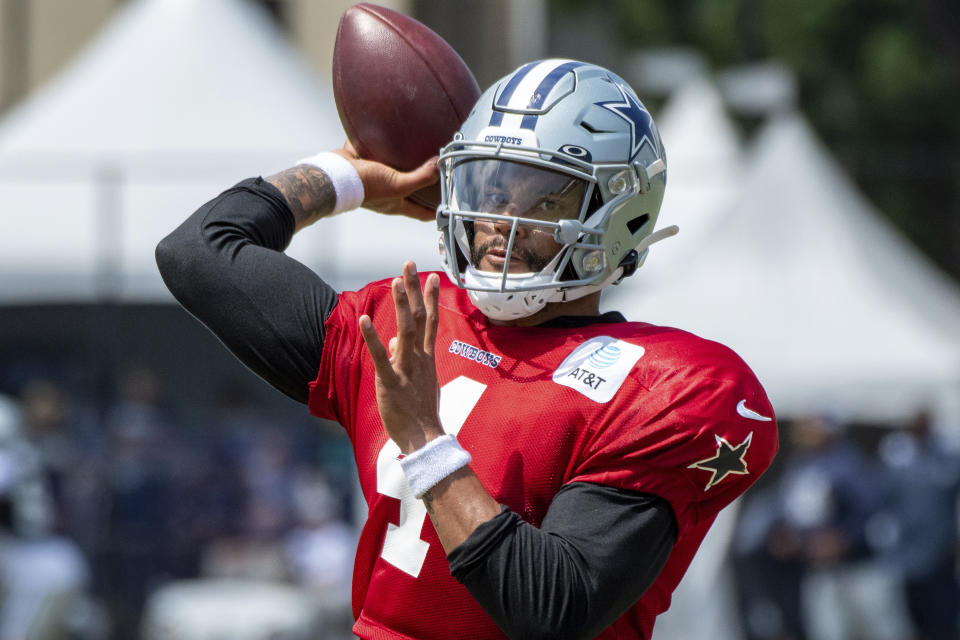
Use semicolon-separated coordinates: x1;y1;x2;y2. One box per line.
396;198;437;221
387;156;438;203
423;273;440;357
394;261;429;358
359;315;394;381
403;262;428;347
401;264;439;356
340;139;359;159
382;157;439;220
365;264;439;376
398;155;440;193
366;155;438;198
392;275;414;360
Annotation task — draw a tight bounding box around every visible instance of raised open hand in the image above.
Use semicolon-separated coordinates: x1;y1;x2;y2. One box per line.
359;261;444;452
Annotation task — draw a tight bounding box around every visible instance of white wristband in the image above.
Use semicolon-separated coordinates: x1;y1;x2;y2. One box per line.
399;434;472;499
296;151;365;215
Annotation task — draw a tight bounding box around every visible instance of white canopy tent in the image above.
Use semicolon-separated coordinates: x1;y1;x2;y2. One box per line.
607;109;960;424
0;6;764;304
0;0;441;301
3;0;958;419
637;75;744;286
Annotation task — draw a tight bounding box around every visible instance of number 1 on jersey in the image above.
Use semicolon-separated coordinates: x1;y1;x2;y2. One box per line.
375;376;487;577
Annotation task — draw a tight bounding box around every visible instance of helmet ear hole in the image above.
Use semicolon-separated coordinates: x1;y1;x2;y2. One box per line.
627;214;649;235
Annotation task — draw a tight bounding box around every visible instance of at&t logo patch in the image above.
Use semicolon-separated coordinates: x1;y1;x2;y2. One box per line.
589;343;622;367
553;337;645;403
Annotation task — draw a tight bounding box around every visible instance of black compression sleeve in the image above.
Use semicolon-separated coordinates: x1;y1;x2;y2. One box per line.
447;482;677;640
156;177;338;403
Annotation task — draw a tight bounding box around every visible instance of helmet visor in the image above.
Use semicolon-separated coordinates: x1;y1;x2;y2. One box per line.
449;158;588;222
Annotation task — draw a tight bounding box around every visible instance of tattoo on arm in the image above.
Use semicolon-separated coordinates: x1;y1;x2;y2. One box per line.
422;490;435;515
266;165;337;230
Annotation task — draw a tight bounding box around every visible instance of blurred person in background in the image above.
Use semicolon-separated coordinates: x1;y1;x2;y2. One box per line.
98;367;173;639
0;394;106;640
213;382;274;460
735;415;913;640
137;392;350;639
103;366;167;439
199;496;290;583
874;410;960;640
787;415;913;640
283;468;356;639
18;380;75;506
18;379;102;541
732;482;809;640
199;426;296;582
160;428;246;581
238;426;297;514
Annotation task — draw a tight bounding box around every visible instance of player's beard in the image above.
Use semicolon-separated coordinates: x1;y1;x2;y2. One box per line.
471;238;552;273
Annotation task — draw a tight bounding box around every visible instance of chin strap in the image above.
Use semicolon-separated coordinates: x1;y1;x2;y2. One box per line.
549;269;622;304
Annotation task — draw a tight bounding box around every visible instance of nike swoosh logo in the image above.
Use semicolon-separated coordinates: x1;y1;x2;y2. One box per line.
737;399;772;422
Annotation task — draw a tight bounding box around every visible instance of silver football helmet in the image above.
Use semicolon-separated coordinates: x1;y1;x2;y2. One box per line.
437;59;676;321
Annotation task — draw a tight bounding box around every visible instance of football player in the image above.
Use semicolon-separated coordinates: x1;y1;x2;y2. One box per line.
157;59;778;639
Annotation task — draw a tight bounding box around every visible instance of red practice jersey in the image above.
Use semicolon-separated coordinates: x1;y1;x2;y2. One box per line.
308;272;778;639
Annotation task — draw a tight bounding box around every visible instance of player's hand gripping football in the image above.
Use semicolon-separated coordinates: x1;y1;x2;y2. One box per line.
335;141;438;221
359;261;445;453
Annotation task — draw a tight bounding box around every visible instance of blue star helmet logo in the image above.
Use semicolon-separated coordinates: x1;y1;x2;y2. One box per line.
596;82;662;161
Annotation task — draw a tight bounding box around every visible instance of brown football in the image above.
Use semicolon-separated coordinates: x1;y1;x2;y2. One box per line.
332;3;481;210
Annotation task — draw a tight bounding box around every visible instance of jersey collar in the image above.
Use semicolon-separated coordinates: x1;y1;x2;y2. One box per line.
539;311;626;328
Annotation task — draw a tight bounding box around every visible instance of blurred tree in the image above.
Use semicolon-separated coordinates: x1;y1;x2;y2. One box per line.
550;0;960;282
